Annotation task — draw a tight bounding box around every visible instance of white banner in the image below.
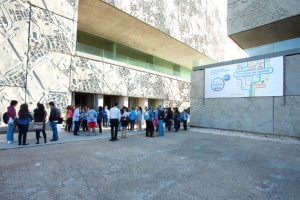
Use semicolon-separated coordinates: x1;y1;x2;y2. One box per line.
205;56;283;98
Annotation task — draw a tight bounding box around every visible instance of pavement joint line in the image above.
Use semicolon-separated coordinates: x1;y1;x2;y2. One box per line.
2;126;300;150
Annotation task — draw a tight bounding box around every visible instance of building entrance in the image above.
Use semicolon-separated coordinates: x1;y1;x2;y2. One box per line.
73;92;96;108
103;95;119;109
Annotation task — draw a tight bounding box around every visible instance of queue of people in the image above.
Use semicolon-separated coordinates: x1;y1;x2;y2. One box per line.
4;100;189;145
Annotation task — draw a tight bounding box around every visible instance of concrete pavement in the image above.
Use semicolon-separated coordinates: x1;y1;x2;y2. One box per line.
0;127;300;199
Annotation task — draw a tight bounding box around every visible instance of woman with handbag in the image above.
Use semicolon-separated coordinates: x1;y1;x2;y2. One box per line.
33;103;47;144
121;106;130;139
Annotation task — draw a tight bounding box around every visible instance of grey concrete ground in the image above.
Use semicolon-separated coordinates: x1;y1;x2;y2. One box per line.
0;128;300;200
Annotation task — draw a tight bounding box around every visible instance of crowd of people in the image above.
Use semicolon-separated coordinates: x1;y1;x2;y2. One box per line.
4;100;189;145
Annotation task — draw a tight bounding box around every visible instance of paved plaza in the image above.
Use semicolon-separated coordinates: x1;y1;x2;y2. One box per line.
0;127;300;199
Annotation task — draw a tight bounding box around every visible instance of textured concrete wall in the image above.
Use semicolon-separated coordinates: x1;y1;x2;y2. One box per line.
70;56;190;110
228;0;300;35
102;0;247;62
0;0;190;124
190;54;300;137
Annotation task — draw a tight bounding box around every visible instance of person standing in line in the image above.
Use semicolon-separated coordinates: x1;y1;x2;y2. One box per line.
121;106;130;138
181;109;189;131
81;106;88;132
87;106;97;136
66;105;73;132
48;102;59;141
129;107;136;130
97;106;103;134
135;106;139;130
34;103;47;144
154;107;159;133
166;107;173;132
109;102;121;141
137;107;143;131
146;106;155;137
17;103;33;145
173;108;181;132
72;104;81;136
6;100;18;144
103;105;108;128
143;106;148;132
157;105;164;137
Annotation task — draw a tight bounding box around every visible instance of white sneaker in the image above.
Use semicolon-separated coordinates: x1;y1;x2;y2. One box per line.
7;141;12;144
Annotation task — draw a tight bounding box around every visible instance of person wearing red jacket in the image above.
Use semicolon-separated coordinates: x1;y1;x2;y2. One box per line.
6;100;18;144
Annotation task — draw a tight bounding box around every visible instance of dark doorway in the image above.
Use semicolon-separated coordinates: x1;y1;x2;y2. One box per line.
103;95;119;109
128;97;138;109
74;92;95;108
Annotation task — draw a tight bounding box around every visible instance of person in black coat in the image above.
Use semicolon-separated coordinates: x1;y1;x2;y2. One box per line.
34;103;47;144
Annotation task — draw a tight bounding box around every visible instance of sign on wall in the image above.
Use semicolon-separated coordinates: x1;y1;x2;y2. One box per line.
205;56;283;98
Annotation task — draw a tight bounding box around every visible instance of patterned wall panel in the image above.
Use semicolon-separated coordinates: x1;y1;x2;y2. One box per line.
285;54;300;96
190;70;204;99
228;0;300;35
70;56;190;110
30;0;78;21
29;6;77;55
0;0;29;87
274;96;300;136
190;97;274;134
102;0;247;62
26;48;71;111
0;86;27;125
70;56;104;93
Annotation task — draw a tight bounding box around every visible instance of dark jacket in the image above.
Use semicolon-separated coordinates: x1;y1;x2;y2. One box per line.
34;109;46;123
49;107;57;122
97;111;103;120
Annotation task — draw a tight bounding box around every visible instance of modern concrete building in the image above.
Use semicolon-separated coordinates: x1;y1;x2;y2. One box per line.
0;0;246;124
191;0;300;136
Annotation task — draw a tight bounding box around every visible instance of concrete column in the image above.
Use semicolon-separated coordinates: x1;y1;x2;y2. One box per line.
71;92;75;106
96;94;104;108
138;98;148;126
119;96;129;107
154;99;164;108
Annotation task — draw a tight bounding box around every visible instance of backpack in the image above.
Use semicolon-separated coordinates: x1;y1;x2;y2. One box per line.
88;110;95;120
55;108;63;124
55;108;61;120
144;111;149;120
3;112;8;124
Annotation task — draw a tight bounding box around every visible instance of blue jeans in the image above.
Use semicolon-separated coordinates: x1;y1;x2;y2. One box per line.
167;119;172;131
6;123;16;142
130;120;135;130
158;119;164;136
103;117;108;127
50;121;58;140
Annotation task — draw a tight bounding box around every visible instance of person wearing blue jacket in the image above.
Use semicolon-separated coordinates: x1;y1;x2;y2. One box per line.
17;103;33;145
129;107;136;130
97;106;103;133
146;106;155;137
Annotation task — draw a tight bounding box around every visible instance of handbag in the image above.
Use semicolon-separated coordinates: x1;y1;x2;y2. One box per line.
152;118;158;126
33;122;44;130
121;116;128;121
